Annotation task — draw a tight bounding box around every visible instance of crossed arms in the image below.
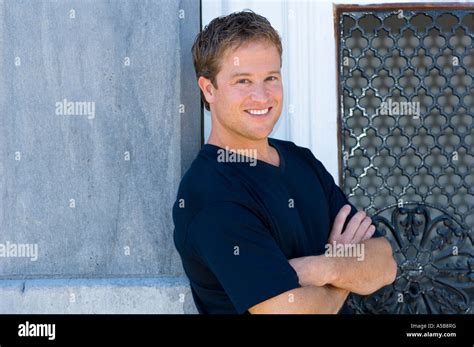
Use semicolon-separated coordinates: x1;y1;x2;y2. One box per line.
249;205;397;314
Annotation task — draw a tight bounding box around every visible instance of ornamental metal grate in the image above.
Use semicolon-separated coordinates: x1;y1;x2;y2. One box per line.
336;6;473;313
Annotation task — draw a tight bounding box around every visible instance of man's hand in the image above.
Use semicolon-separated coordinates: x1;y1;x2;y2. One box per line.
329;204;375;244
252;205;392;314
290;204;377;287
289;204;397;294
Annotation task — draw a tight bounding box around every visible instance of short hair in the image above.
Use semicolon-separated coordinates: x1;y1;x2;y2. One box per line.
192;10;282;110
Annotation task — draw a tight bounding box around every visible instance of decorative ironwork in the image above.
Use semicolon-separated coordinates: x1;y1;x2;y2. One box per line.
337;7;473;313
348;203;472;314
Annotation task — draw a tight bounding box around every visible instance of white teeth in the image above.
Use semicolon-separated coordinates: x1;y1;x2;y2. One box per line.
247;108;269;115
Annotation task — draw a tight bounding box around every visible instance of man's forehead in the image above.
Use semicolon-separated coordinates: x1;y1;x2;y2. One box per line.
217;40;281;77
225;38;277;54
229;70;281;78
223;50;281;75
221;40;280;61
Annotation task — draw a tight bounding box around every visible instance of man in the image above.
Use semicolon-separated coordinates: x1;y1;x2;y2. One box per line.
173;10;397;314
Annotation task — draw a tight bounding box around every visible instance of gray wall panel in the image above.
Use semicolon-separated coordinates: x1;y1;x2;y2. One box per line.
0;0;201;279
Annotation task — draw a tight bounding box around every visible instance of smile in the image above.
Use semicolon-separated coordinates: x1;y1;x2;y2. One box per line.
245;107;272;115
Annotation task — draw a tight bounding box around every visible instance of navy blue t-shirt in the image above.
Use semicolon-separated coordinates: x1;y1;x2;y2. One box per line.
173;138;377;314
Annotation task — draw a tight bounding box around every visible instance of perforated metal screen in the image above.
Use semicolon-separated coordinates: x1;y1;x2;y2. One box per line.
337;6;473;313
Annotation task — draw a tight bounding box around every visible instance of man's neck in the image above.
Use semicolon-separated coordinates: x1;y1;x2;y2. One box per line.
207;130;279;167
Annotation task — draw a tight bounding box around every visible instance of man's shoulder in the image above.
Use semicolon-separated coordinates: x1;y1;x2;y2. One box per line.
176;145;248;204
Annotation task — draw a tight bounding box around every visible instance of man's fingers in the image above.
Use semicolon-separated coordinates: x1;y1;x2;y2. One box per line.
330;204;351;240
341;210;366;242
361;225;376;242
330;206;376;244
352;216;372;243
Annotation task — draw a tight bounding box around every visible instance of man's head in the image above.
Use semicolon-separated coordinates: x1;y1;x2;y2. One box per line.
192;10;283;142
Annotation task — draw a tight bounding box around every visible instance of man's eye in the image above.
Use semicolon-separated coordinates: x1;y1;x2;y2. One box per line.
237;79;251;84
267;76;279;81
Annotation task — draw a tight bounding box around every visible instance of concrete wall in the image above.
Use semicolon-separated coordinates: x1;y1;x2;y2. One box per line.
0;0;201;313
0;277;197;313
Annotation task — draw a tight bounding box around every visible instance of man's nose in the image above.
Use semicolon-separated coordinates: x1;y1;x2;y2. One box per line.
249;83;270;103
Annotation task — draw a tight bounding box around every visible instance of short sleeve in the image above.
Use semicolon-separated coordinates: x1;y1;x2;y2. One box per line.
301;148;382;238
185;201;301;314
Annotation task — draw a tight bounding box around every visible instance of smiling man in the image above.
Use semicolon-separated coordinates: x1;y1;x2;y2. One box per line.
173;10;397;314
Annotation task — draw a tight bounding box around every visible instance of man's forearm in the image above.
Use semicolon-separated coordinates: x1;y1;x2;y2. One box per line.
249;285;349;314
326;237;397;294
290;237;397;295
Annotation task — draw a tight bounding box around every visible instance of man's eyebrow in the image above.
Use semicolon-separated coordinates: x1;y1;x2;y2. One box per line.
230;71;281;78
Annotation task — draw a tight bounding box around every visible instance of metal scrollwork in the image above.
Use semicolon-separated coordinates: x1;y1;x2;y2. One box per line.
338;8;474;313
348;203;472;313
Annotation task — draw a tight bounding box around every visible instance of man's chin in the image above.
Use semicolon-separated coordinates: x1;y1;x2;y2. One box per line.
243;129;274;141
245;120;279;141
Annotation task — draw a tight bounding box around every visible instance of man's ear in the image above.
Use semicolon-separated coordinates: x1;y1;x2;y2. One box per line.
198;76;216;106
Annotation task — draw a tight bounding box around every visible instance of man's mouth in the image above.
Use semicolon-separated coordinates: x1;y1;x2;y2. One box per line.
244;107;272;116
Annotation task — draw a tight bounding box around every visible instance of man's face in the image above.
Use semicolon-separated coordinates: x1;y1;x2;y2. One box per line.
208;40;283;142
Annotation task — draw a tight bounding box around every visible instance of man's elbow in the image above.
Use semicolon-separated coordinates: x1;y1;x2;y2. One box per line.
380;237;397;286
